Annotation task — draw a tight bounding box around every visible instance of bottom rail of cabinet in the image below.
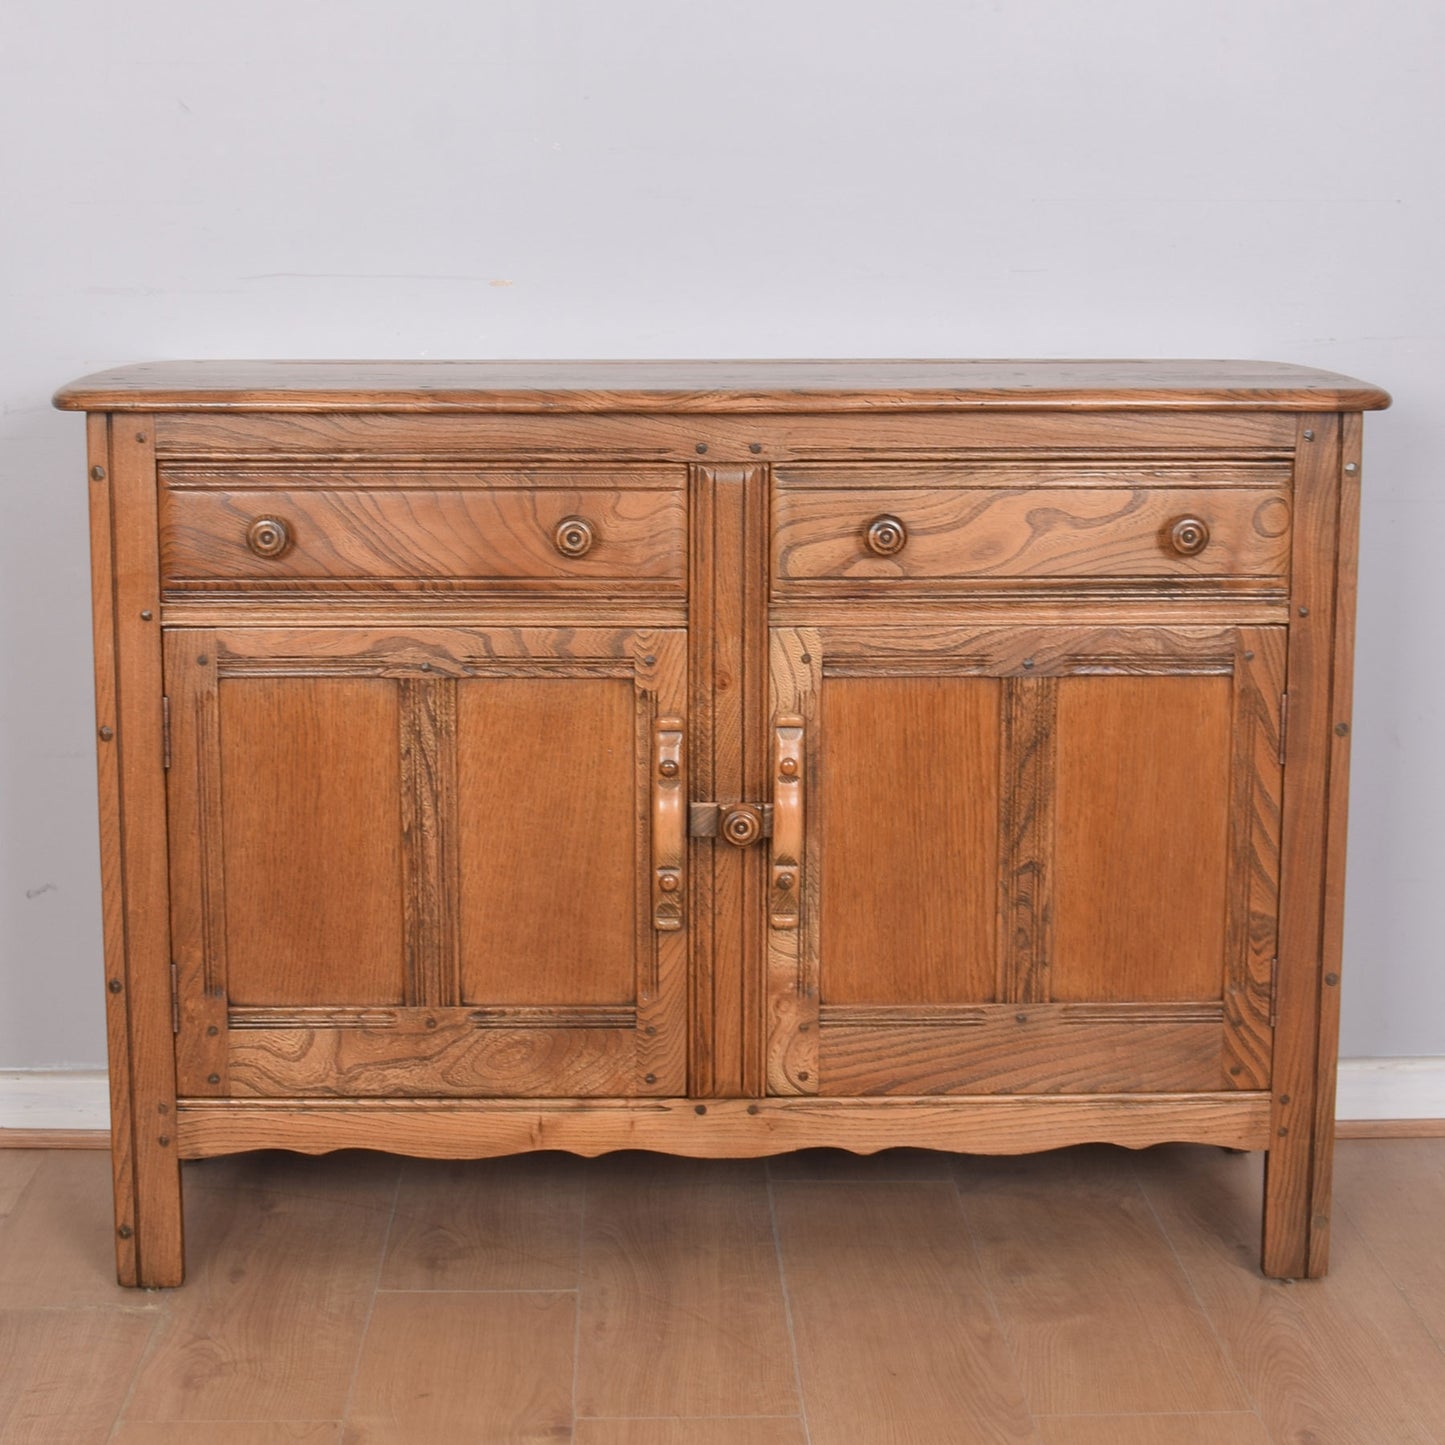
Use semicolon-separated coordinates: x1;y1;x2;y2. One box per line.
174;1091;1271;1160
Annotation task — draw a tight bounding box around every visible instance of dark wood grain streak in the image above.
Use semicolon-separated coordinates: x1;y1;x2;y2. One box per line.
399;678;460;1009
999;677;1056;1005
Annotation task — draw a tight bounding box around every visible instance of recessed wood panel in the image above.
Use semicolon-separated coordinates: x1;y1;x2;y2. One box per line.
219;677;404;1007
1053;675;1232;1002
457;677;637;1008
820;676;999;1005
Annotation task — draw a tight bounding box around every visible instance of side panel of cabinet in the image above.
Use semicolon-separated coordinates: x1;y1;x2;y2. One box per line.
767;624;1283;1096
165;626;688;1097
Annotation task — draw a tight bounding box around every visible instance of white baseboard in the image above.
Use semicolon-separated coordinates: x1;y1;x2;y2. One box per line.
0;1070;110;1131
1;1059;1442;1134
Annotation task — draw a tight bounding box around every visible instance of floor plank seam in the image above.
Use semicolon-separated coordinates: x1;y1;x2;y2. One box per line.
1128;1149;1259;1415
103;1302;166;1443
335;1164;402;1437
765;1175;814;1445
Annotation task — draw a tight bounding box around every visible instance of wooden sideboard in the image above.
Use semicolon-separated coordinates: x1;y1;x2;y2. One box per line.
55;359;1389;1287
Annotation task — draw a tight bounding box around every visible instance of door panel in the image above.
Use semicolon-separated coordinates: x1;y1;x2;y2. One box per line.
1053;675;1232;1002
457;676;639;1009
166;626;688;1098
219;676;405;1007
768;624;1283;1097
819;676;1000;1005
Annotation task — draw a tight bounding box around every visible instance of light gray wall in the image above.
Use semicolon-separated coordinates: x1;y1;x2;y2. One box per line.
1;0;1439;1068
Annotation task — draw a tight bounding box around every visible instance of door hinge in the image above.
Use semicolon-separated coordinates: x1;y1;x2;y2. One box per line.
1269;956;1279;1030
169;960;180;1034
1278;692;1288;767
161;695;172;771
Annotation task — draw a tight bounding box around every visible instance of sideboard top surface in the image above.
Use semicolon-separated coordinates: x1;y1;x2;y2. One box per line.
54;358;1391;415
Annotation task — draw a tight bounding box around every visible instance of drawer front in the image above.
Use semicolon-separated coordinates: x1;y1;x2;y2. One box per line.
160;472;686;591
773;474;1291;589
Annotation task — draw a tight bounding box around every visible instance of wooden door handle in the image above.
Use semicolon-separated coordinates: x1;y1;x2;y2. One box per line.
771;716;804;929
653;717;685;931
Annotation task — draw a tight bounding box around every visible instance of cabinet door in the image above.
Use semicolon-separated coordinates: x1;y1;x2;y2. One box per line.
165;626;687;1097
766;624;1283;1096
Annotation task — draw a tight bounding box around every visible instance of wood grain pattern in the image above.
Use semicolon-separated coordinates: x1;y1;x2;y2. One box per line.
1035;1416;1271;1444
0;1308;155;1444
225;1012;650;1097
218;675;405;1007
123;1168;394;1422
1139;1143;1445;1442
772;1181;1035;1443
1221;628;1285;1089
819;674;1000;1005
999;676;1056;1004
817;1008;1226;1095
149;408;1301;463
174;1093;1272;1159
958;1148;1250;1416
456;675;637;1008
344;1292;575;1444
774;486;1290;584
380;1153;584;1290
1264;413;1342;1279
109;417;184;1287
1053;674;1233;1002
576;1422;806;1445
576;1175;797;1417
85;412;141;1284
55;357;1391;412
398;678;459;1008
1310;409;1365;1276
161;484;686;590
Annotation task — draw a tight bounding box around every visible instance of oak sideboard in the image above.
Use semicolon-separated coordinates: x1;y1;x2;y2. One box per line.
55;359;1389;1286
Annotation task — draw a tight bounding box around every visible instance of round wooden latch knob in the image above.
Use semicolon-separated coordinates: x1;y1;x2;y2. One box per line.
720;804;763;848
864;514;908;556
554;516;595;558
1168;516;1210;556
246;516;291;558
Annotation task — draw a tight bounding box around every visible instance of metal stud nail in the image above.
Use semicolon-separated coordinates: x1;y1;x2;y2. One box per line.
696;443;708;454
108;979;122;994
98;726;114;741
140;610;152;621
90;465;106;481
208;1073;220;1085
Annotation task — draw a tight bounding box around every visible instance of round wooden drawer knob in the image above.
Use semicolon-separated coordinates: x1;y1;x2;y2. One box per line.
1168;516;1210;556
864;514;908;556
246;516;291;558
554;516;595;558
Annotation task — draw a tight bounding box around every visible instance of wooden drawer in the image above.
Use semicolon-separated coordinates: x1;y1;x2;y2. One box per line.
772;464;1291;591
159;467;687;593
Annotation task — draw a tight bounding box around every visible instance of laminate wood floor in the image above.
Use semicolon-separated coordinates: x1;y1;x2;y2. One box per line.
0;1139;1441;1444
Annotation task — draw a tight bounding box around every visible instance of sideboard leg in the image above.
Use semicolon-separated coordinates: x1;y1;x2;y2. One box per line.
1262;1130;1327;1279
110;1123;185;1288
